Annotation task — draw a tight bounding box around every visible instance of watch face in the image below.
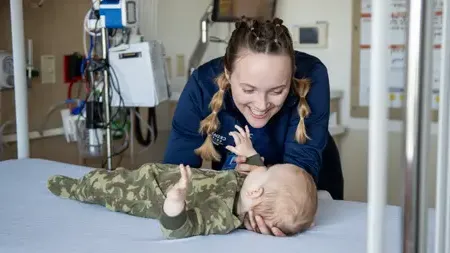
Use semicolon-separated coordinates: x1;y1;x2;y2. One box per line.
222;153;237;170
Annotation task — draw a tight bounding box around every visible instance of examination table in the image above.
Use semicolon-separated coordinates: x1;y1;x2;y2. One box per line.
0;158;436;253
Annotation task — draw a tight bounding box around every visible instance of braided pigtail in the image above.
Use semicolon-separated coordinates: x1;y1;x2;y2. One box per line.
194;73;229;161
293;77;311;143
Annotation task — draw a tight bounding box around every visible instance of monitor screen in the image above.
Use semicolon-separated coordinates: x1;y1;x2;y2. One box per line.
211;0;277;22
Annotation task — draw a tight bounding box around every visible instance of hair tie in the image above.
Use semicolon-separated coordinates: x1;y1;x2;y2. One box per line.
274;38;278;43
250;27;254;31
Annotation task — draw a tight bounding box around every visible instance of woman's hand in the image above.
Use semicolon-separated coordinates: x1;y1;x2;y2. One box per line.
234;155;264;174
243;210;286;237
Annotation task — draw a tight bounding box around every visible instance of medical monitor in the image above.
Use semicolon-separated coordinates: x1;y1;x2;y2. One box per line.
211;0;277;22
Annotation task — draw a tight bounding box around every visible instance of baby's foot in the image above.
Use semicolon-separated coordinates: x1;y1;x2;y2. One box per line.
47;175;78;198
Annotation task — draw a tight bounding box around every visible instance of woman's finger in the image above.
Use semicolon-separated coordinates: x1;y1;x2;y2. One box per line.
248;210;257;232
271;227;286;237
236;163;251;173
255;215;271;235
243;215;253;231
234;155;247;164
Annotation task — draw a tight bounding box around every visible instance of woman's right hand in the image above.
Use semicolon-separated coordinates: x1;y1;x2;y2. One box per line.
234;155;264;174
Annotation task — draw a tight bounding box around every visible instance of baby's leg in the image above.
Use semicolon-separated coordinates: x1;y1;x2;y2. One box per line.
47;169;125;205
47;175;79;198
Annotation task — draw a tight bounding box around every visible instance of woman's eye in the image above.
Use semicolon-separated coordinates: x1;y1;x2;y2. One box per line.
271;89;283;95
243;89;254;94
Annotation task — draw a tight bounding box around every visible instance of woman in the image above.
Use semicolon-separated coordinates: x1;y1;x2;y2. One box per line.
163;17;343;236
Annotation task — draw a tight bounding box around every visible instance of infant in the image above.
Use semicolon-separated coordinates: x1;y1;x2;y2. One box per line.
226;125;317;234
46;125;317;239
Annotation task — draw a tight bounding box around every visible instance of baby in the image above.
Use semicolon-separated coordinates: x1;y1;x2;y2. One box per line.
46;125;317;239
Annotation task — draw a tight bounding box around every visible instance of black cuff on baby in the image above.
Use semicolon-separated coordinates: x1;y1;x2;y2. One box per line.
159;208;188;230
245;154;265;167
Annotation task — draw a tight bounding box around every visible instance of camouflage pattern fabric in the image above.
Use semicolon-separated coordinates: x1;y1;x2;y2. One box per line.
47;163;246;239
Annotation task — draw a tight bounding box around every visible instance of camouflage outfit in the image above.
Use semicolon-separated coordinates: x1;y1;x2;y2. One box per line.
47;155;264;239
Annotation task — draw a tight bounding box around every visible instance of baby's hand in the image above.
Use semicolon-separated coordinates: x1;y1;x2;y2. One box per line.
163;164;192;217
226;125;257;158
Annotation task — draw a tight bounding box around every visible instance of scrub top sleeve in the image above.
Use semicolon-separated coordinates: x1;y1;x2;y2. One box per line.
283;63;330;181
163;70;206;168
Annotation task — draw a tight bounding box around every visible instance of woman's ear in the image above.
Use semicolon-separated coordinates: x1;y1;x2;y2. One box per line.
246;187;264;199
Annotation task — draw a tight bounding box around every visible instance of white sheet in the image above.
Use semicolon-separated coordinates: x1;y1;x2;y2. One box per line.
0;158;436;253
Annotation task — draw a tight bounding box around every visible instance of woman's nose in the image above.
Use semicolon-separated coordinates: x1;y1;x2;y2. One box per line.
253;95;269;110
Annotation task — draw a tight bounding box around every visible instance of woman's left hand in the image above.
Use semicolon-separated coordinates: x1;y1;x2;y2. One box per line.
243;210;286;237
234;155;265;174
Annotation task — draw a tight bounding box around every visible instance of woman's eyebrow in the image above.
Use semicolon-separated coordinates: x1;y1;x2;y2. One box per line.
239;83;256;88
271;84;287;90
240;83;287;89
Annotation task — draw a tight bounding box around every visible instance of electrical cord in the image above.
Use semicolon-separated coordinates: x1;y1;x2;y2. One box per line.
134;107;157;146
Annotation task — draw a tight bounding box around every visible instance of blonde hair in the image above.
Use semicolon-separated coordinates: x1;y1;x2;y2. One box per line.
194;73;229;161
194;17;312;162
251;165;318;234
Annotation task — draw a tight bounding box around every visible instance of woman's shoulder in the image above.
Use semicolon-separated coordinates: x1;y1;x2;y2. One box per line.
190;57;224;94
293;50;328;77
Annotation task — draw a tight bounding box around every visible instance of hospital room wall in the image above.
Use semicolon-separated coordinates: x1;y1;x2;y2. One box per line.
269;0;438;207
0;0;96;162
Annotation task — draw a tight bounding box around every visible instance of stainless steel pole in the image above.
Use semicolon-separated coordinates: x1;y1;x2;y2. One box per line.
9;0;30;158
435;0;450;252
402;0;434;252
101;27;113;171
367;0;389;252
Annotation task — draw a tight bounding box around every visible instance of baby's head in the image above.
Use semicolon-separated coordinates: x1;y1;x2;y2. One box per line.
237;164;317;235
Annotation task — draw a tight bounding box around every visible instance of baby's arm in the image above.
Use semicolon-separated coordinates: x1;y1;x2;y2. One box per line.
159;165;239;239
160;197;239;239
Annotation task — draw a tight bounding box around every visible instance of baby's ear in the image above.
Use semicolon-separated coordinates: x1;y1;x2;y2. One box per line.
246;187;264;199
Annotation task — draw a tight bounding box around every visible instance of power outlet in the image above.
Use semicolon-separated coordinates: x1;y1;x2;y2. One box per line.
176;54;185;77
40;55;56;84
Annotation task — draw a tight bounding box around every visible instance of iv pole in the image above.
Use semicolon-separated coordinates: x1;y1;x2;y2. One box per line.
101;26;113;171
402;0;434;252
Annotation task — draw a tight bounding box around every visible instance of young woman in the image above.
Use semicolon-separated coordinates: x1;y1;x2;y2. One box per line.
163;17;343;236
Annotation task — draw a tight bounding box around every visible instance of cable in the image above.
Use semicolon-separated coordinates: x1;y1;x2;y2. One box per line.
133;107;157;146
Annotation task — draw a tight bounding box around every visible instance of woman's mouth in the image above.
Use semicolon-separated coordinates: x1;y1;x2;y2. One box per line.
249;107;269;119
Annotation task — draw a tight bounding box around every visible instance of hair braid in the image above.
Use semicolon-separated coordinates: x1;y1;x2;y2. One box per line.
194;73;229;161
293;78;311;143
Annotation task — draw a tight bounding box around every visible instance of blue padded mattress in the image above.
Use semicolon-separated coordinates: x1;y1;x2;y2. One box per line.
0;158;436;253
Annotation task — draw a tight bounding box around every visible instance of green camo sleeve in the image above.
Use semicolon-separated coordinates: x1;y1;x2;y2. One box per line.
159;196;241;239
